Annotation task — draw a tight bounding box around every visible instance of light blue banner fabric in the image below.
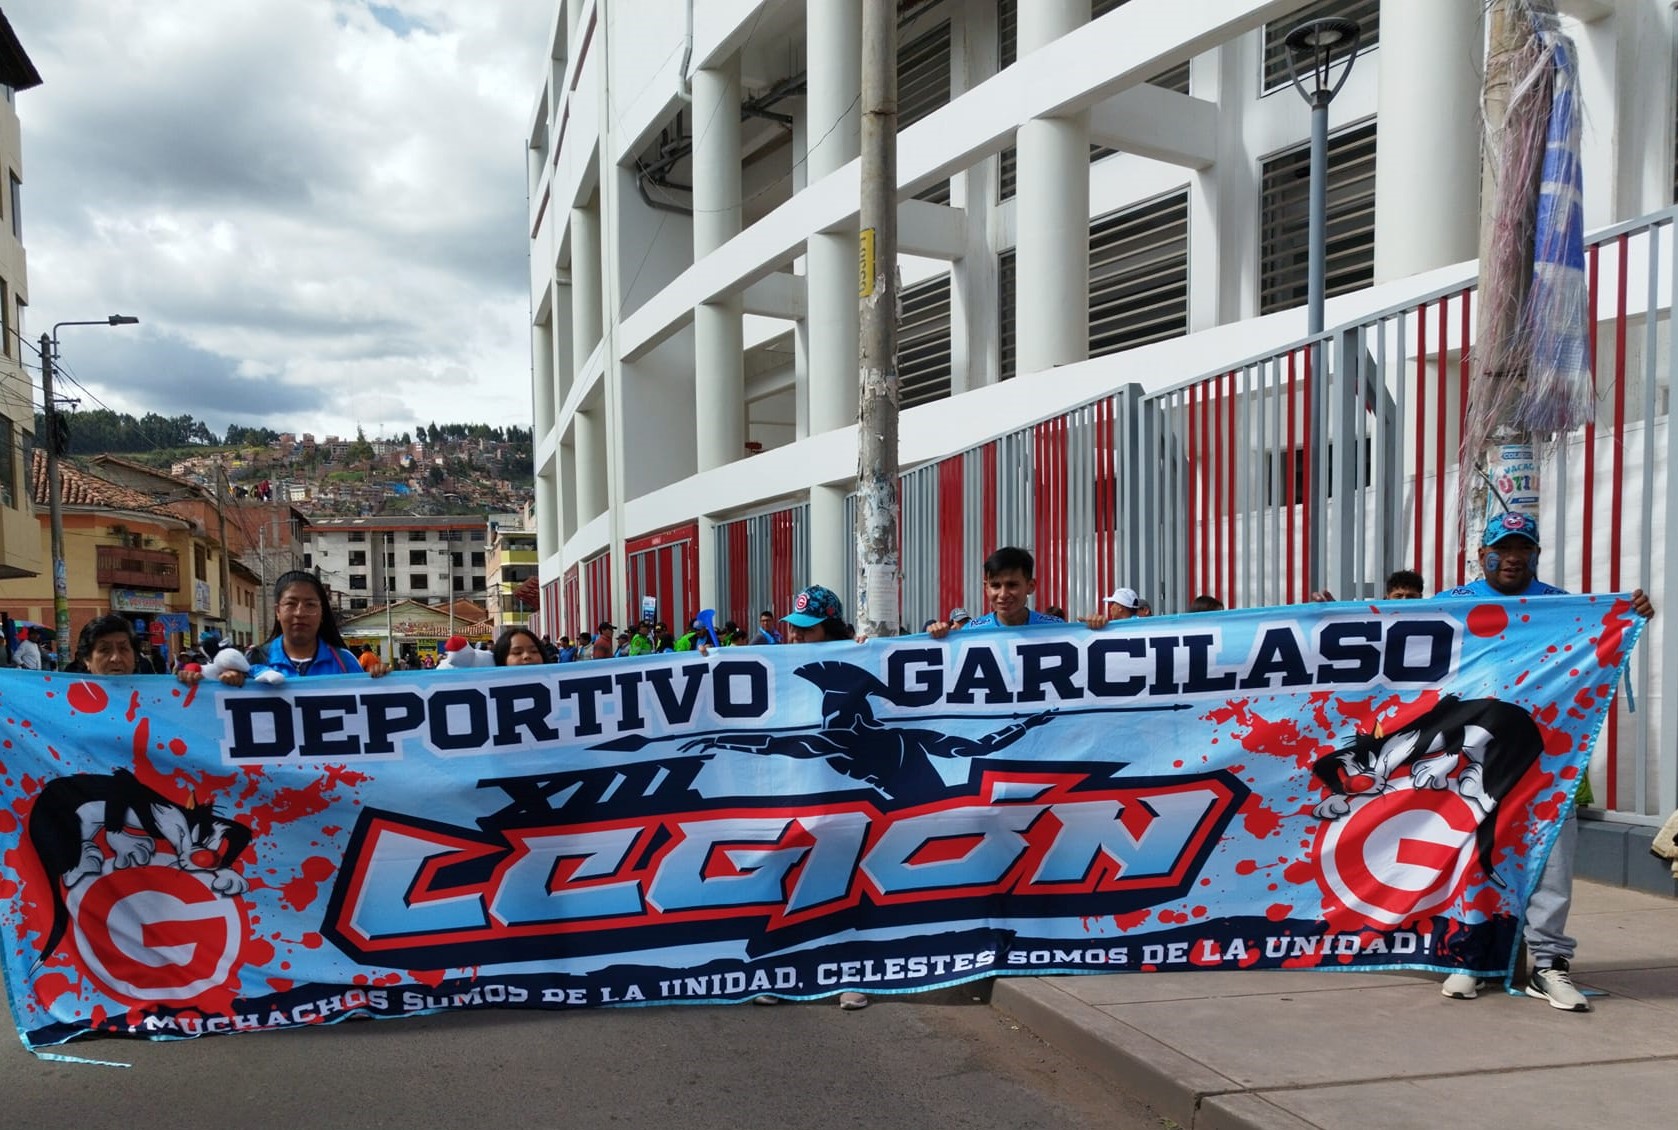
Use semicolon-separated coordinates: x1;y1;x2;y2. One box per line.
0;596;1645;1046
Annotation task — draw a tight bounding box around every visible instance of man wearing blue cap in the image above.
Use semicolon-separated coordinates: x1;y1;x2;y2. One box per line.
1438;512;1654;1012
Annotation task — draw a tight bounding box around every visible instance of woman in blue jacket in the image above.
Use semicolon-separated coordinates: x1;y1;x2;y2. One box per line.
187;571;385;687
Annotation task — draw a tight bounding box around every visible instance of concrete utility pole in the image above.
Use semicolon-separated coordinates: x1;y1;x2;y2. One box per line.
38;332;69;661
1469;0;1540;543
855;0;900;638
43;315;139;657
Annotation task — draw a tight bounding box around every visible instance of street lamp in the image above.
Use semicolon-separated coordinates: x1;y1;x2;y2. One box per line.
1283;17;1361;337
1283;17;1359;596
40;315;141;661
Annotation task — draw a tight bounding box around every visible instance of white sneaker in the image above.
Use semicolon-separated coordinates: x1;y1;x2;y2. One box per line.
1527;960;1591;1012
1441;972;1486;999
838;991;869;1010
751;995;779;1006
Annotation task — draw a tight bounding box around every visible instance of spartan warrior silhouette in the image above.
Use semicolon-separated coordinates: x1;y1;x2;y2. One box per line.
679;660;1054;801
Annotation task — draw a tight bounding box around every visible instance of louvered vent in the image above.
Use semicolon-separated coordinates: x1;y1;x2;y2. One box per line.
1090;190;1190;357
899;274;953;407
1258;119;1378;315
902;21;952;205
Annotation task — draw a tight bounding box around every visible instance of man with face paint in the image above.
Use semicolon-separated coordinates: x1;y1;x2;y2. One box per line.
1437;513;1653;1012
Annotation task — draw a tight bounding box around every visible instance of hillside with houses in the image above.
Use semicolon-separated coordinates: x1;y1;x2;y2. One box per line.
83;421;537;519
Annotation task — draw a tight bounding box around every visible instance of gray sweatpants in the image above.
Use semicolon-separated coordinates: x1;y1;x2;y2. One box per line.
1524;811;1577;965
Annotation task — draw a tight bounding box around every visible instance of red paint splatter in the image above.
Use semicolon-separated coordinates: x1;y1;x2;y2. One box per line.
267;978;294;994
301;932;324;949
1595;599;1636;669
33;972;77;1010
410;967;447;988
168;737;188;757
1240;796;1284;839
1266;903;1294;921
66;681;109;714
1111;909;1151;931
125;690;142;723
1235;859;1260;875
1465;603;1508;638
1282;861;1315;885
1533;790;1568;823
279;856;338;912
1203;699;1330;772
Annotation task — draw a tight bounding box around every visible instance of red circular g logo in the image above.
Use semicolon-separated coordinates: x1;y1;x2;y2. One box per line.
1315;784;1480;928
68;867;247;1004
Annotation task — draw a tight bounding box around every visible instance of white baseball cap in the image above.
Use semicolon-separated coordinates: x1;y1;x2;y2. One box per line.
1104;587;1140;610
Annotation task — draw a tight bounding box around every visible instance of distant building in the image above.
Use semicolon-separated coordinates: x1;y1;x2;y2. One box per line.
303;513;519;614
0;453;242;648
0;11;41;584
485;521;538;631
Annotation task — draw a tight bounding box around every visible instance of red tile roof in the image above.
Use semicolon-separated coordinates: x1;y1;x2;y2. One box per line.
30;450;166;511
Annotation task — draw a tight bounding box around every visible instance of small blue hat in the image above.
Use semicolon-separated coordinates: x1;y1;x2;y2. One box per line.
1482;512;1540;547
784;584;843;627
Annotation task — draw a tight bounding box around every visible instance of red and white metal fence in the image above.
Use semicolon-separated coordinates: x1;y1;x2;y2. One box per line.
550;205;1678;820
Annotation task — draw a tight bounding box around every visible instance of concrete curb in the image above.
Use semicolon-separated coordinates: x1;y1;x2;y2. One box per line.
990;978;1315;1130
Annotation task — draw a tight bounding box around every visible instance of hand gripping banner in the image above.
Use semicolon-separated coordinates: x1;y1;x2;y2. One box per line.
0;596;1646;1046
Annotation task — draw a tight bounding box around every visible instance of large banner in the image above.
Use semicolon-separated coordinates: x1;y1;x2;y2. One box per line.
0;597;1645;1047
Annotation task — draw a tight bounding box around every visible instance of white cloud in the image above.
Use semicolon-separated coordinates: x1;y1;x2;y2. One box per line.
6;0;549;440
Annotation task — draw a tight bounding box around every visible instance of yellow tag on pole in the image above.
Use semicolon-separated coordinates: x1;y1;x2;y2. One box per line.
858;228;876;297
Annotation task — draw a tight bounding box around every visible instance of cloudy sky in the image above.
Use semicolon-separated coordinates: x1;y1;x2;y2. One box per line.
7;0;551;442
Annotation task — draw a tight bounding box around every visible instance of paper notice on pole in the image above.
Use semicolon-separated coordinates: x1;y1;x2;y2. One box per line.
864;563;899;629
858;228;876;297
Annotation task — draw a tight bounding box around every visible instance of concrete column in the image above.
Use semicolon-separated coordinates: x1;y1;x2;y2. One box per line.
559;441;578;542
804;0;862;590
805;0;861;436
808;484;848;599
949;3;999;393
552;280;574;405
1373;0;1481;282
693;59;746;470
532;316;556;438
1014;0;1089;375
535;464;558;562
696;515;718;619
571;200;604;373
573;408;606;524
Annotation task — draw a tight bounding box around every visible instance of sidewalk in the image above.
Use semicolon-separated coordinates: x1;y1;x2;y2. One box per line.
991;880;1678;1130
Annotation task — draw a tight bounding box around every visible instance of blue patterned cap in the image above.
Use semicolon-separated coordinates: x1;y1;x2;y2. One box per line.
1483;512;1540;547
784;585;843;627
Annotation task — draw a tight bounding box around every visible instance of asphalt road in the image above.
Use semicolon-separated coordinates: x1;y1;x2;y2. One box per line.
1;986;1162;1130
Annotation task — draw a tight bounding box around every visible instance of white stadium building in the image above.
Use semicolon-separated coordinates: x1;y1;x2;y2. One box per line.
525;0;1678;883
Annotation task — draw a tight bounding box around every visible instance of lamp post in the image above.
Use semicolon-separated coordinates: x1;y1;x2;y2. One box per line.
1284;18;1359;593
1283;17;1361;338
41;315;140;660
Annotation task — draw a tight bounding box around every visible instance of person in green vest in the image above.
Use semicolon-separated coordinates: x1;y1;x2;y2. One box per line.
627;620;655;657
